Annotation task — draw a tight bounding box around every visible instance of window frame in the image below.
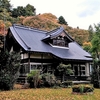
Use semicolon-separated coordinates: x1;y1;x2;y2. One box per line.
71;64;86;76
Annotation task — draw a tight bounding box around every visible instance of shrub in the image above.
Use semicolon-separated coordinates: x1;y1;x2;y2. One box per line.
72;84;94;94
41;73;56;87
0;51;21;90
0;73;11;90
27;72;57;88
27;70;41;88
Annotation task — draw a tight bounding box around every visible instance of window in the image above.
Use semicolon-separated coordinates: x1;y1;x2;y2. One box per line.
19;64;30;75
31;65;36;70
71;64;86;76
72;65;79;76
52;36;68;47
70;65;75;76
31;64;42;71
81;65;86;76
24;64;30;73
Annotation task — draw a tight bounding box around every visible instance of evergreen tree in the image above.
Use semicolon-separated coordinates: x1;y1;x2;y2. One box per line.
0;50;21;90
0;0;12;12
57;63;73;82
0;25;21;90
90;23;100;88
88;25;94;41
91;23;100;59
25;4;36;16
11;4;36;18
91;59;100;88
11;6;25;18
58;16;68;25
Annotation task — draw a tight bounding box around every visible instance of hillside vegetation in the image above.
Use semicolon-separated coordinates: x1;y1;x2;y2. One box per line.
0;0;89;45
0;13;89;45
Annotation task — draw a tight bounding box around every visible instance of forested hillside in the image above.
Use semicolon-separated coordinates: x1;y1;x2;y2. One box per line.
0;0;90;45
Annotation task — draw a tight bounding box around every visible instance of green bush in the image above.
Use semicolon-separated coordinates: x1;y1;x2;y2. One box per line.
72;84;94;94
27;70;41;88
40;73;56;87
0;73;11;90
27;72;57;88
0;51;21;90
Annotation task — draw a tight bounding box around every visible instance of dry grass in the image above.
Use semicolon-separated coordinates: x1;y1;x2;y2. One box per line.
0;85;100;100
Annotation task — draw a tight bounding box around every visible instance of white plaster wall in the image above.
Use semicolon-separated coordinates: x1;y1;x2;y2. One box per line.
21;53;53;59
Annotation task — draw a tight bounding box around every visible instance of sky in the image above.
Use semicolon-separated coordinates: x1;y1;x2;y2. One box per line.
10;0;100;30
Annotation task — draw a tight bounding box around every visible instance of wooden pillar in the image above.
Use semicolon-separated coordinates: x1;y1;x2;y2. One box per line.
79;64;81;81
41;53;43;68
25;47;31;84
41;53;43;73
28;47;31;73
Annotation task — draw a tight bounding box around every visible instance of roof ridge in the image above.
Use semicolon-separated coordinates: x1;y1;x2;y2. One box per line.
46;26;62;35
13;24;47;33
49;26;64;39
42;26;64;40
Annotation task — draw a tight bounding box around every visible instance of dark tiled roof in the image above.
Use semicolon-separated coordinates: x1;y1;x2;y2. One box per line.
8;24;93;61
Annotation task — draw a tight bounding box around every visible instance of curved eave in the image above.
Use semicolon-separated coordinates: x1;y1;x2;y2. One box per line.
10;27;31;51
27;50;93;62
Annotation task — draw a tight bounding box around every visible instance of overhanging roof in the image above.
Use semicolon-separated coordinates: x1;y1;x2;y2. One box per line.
42;26;74;42
7;24;93;62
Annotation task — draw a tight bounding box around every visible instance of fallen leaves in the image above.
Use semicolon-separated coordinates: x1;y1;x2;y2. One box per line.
0;88;100;100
